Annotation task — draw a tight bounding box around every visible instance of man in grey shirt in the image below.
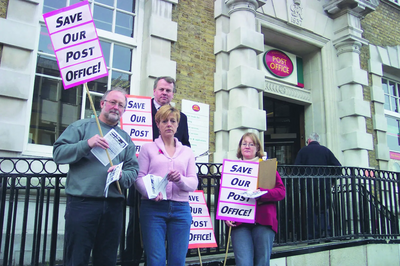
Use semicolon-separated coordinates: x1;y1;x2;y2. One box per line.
53;87;139;266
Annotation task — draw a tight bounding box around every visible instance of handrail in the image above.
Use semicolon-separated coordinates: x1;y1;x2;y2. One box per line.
0;158;399;265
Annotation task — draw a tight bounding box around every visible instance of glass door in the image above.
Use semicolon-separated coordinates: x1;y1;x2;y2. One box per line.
263;97;304;165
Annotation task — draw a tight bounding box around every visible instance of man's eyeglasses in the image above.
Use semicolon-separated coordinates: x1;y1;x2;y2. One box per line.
241;143;255;147
104;100;125;109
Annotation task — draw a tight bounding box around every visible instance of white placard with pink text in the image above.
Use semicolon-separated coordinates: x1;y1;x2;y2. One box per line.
120;95;153;156
216;159;259;223
188;191;217;249
43;1;108;89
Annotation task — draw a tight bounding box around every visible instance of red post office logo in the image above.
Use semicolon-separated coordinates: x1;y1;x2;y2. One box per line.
192;105;200;112
263;49;293;78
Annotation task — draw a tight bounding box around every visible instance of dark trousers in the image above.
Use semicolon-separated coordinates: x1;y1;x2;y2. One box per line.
307;178;332;239
122;204;144;266
64;195;124;266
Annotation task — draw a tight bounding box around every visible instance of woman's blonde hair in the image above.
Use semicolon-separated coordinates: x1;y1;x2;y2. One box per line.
155;105;181;125
236;132;264;159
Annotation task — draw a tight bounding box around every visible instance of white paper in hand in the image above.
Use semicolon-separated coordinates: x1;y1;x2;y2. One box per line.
143;173;168;200
238;190;268;198
91;129;128;166
104;162;123;197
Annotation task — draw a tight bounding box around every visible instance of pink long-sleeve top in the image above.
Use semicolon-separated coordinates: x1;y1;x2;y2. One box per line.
135;136;198;202
235;171;286;233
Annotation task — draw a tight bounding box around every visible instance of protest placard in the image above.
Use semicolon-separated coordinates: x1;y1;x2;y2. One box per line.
216;159;259;223
188;191;217;249
120;95;153;156
43;1;108;89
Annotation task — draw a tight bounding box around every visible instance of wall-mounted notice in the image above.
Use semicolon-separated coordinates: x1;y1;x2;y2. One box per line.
188;190;217;249
216;159;259;224
181;100;210;163
43;1;108;89
120;95;153;156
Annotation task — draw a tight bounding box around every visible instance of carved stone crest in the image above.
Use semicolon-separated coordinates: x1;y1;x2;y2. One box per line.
288;0;303;27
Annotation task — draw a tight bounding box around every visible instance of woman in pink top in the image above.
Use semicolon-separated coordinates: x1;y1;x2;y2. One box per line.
135;105;198;266
225;133;286;266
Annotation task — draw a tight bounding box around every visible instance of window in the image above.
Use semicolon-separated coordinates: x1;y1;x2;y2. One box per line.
387;0;400;6
386;116;400;152
29;0;137;147
43;0;136;38
382;78;400;112
383;78;400;152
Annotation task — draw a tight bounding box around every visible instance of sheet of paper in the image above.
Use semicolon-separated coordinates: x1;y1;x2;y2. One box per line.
91;128;128;166
238;190;269;198
156;174;168;200
142;173;168;200
104;162;123;197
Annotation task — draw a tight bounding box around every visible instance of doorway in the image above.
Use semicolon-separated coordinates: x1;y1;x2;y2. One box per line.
264;97;304;165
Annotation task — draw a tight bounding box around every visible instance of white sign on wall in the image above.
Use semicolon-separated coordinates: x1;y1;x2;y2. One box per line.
181;100;210;163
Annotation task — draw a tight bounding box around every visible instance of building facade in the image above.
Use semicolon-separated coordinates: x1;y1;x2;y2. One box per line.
1;0;400;171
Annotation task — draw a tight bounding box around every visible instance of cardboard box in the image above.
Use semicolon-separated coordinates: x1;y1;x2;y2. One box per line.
257;158;277;189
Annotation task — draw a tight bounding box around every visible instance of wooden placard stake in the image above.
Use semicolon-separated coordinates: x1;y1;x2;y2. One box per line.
85;83;122;194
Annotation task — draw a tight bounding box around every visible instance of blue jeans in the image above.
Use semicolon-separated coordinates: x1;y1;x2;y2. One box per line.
231;223;275;266
64;195;124;266
140;200;191;266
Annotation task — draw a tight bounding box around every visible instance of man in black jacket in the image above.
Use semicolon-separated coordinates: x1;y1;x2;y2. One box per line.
123;76;190;266
294;132;341;240
150;76;190;146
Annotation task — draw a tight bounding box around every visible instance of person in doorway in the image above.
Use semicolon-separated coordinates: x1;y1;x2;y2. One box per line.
134;105;198;266
123;76;191;265
225;132;286;266
53;87;139;266
294;132;341;239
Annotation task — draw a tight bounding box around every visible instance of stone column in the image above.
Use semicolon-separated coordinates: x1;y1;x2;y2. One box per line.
323;0;378;167
0;0;41;156
213;0;266;162
138;0;178;96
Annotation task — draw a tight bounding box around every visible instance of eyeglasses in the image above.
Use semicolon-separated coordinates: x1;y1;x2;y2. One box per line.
241;143;255;147
104;100;125;109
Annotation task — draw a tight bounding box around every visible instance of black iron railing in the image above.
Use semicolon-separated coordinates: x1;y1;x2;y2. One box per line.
0;158;399;265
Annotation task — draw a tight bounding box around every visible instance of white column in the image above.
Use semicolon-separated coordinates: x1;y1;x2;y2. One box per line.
214;0;266;162
324;0;379;167
138;0;178;96
0;0;41;156
213;0;230;161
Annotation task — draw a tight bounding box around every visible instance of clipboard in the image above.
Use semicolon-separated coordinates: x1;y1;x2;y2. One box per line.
257;158;277;189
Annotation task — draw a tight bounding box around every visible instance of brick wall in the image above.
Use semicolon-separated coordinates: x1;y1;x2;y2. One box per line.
361;2;400;168
171;0;216;157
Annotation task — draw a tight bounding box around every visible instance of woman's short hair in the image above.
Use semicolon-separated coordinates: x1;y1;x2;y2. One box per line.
236;132;264;159
155;105;181;125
